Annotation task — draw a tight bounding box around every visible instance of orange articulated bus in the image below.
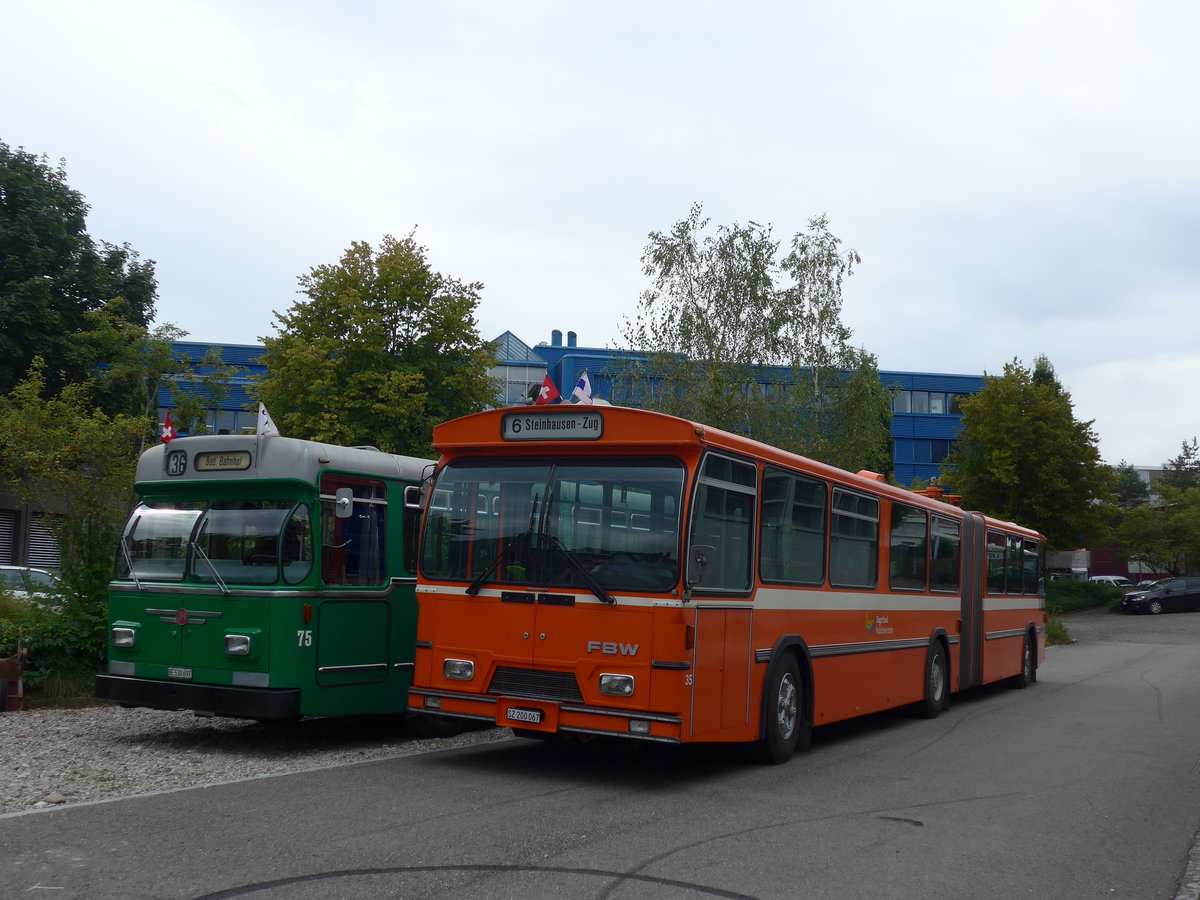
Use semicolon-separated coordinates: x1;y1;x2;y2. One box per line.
408;405;1045;763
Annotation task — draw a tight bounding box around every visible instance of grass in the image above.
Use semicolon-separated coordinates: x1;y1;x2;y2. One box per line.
1045;614;1073;645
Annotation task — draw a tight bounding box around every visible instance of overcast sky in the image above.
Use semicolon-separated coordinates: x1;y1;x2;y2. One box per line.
7;0;1198;466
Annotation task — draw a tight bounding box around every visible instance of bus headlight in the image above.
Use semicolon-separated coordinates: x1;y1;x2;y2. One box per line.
599;673;635;697
111;627;136;648
443;659;475;681
225;634;252;656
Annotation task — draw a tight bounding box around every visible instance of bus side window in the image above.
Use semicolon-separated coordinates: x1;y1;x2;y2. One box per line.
830;488;879;589
691;455;756;592
760;467;825;586
320;474;387;586
930;516;961;592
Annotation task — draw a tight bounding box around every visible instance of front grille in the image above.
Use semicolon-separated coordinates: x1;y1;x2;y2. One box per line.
488;667;584;703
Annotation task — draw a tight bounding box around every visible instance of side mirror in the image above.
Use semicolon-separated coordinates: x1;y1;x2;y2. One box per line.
687;544;716;587
334;487;354;519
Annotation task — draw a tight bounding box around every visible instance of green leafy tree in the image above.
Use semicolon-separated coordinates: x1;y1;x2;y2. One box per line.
939;355;1112;547
0;141;157;403
614;204;892;474
254;232;498;457
0;359;152;681
1113;485;1200;576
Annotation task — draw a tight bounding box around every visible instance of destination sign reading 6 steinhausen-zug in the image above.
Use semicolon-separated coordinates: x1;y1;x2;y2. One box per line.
501;411;604;441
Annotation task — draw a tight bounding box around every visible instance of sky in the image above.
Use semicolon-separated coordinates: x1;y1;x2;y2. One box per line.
6;0;1198;467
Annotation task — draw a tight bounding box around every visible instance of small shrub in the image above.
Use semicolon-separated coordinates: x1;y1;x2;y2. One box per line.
1045;614;1072;645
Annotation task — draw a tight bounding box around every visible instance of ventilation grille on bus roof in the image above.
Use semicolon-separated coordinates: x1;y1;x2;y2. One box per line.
488;667;584;703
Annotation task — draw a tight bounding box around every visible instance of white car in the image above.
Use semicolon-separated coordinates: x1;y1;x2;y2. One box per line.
1088;575;1134;590
0;565;63;603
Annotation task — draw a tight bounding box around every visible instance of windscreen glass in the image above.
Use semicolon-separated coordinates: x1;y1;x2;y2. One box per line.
421;458;685;592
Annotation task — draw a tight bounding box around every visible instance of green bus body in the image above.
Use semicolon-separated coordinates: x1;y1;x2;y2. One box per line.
95;434;432;720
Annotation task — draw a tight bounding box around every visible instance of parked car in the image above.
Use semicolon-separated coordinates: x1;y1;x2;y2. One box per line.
1089;575;1135;590
0;565;62;603
1119;577;1200;615
1125;578;1169;596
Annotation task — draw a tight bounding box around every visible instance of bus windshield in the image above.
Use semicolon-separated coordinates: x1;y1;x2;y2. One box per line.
421;458;685;593
116;500;314;586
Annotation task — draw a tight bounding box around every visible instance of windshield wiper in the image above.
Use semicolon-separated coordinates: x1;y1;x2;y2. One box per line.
465;545;507;596
119;537;144;592
190;541;230;596
547;535;616;605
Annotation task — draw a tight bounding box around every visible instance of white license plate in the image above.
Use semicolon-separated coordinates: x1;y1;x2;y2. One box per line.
506;707;543;724
167;667;193;680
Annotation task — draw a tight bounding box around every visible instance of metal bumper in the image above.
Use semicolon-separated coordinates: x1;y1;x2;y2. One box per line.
94;674;302;720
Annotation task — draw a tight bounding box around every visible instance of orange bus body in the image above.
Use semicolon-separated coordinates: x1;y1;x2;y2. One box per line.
409;406;1046;762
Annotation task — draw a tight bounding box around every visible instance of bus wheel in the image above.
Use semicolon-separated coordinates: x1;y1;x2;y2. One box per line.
919;643;949;718
754;655;803;765
1010;632;1036;689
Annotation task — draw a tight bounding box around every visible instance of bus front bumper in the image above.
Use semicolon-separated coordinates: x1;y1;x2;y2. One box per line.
95;674;302;721
409;688;682;743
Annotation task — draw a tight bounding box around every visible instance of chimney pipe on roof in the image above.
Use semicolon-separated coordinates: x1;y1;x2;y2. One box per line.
551;329;562;346
567;331;577;348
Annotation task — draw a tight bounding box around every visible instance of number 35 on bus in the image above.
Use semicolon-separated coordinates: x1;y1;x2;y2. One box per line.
409;406;1046;763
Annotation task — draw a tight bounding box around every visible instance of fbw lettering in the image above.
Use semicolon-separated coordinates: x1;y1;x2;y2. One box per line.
586;640;639;656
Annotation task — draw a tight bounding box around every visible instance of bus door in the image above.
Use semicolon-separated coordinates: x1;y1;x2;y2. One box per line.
687;453;757;737
691;604;753;736
317;477;395;687
958;512;986;690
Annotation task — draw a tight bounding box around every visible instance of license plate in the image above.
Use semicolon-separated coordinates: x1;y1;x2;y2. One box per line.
167;667;193;680
506;707;543;724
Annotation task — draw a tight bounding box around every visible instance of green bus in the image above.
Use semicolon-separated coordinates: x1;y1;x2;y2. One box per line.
95;433;432;720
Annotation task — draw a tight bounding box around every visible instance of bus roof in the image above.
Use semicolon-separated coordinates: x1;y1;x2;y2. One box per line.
137;434;433;487
432;405;1045;541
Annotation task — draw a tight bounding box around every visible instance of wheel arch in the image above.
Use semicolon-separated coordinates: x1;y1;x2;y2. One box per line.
758;635;814;744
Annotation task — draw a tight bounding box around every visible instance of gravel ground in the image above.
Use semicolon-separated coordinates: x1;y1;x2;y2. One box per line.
0;706;509;815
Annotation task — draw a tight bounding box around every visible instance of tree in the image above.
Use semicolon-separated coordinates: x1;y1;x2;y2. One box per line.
939;355;1112;548
1113;485;1200;576
614;204;892;475
1111;460;1150;509
1161;437;1200;490
0;141;157;403
254;232;498;457
0;359;152;680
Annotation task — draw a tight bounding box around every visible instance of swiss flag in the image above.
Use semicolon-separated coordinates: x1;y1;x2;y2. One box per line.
534;375;560;405
160;411;176;443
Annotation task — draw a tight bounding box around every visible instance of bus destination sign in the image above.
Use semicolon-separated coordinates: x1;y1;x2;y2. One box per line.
501;411;604;442
194;450;252;472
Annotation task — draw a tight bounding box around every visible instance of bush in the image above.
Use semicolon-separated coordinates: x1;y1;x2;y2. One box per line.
0;591;105;696
1045;579;1123;614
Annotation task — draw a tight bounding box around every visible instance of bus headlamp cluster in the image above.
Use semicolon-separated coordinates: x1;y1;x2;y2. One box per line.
443;659;474;681
224;634;252;656
599;673;635;697
111;627;136;648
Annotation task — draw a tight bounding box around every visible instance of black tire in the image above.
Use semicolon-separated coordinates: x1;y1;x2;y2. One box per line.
753;655;805;764
1010;632;1036;689
405;712;466;738
1148;599;1164;615
919;643;949;718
